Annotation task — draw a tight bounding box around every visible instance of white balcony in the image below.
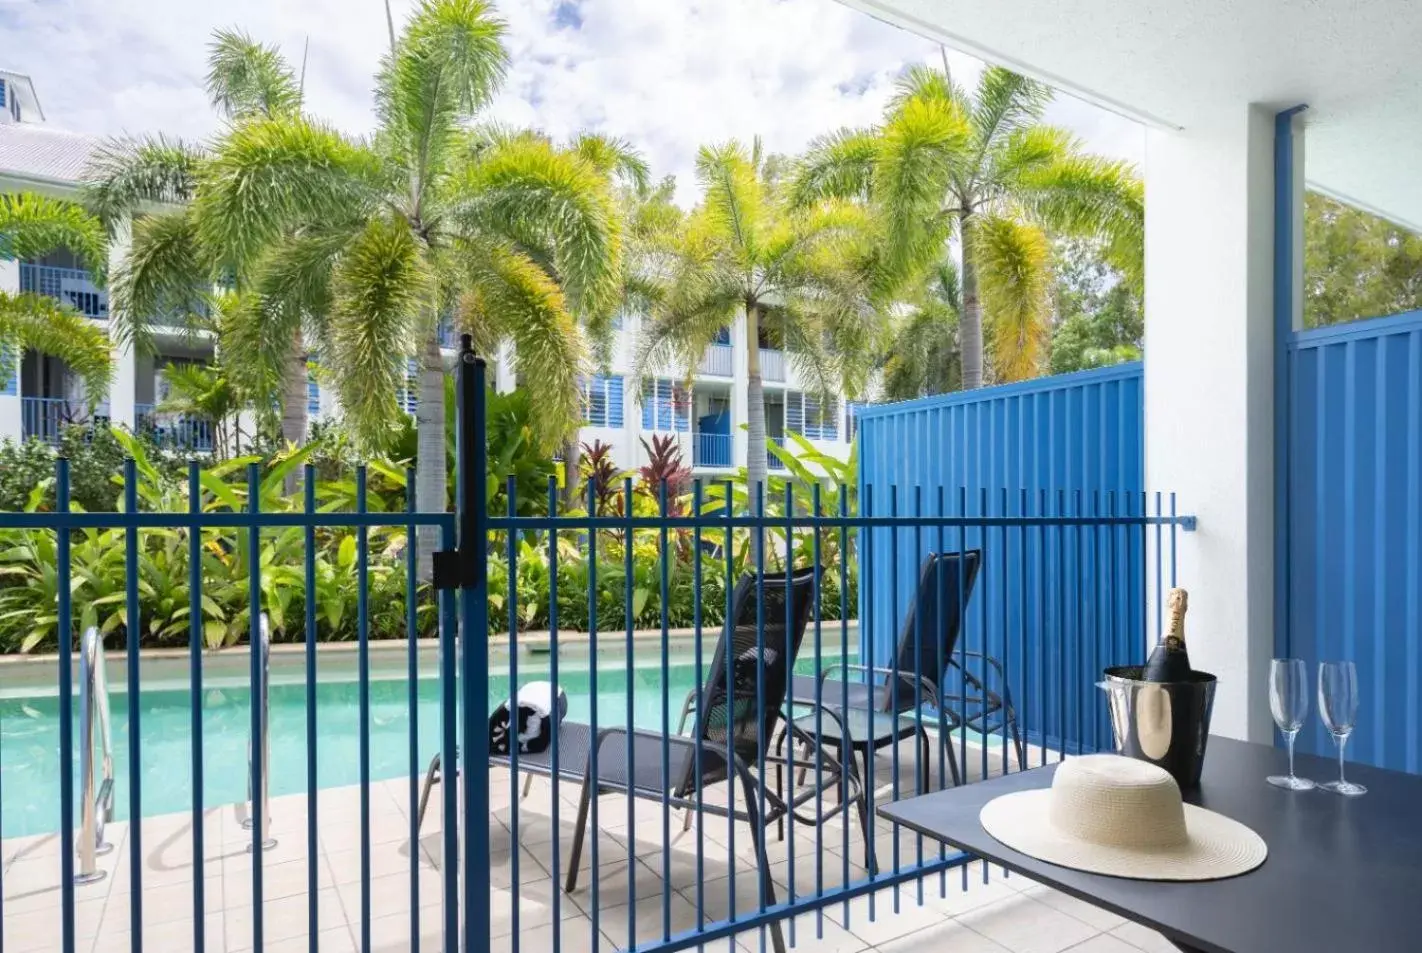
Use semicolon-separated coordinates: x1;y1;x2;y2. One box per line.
699;343;733;376
760;347;785;382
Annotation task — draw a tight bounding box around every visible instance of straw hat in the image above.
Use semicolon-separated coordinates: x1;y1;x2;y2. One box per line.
979;755;1267;881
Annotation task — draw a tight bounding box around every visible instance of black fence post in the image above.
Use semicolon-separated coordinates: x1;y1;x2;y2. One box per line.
433;334;489;953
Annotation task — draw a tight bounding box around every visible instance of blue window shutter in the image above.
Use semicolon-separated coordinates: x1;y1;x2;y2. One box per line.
786;393;804;434
308;377;320;416
641;380;654;429
0;80;6;108
675;383;690;432
608;375;624;427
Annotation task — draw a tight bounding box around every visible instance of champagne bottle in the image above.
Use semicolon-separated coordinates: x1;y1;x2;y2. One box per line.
1142;587;1192;682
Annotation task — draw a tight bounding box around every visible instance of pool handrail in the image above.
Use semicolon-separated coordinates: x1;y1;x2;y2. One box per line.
76;625;114;884
242;613;276;850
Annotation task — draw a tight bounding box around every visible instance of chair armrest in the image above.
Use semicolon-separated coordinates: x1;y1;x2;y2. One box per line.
819;663;940;709
675;688;699;736
947;651;1006;684
784;697;859;748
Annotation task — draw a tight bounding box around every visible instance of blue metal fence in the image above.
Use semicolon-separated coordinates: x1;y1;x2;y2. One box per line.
1285;309;1422;770
0;343;1194;953
856;364;1151;755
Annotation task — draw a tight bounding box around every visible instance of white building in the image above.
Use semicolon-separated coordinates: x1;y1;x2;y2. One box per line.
519;312;861;478
0;70;217;451
0;69;861;471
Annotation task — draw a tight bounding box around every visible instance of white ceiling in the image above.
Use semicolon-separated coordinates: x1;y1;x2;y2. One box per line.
839;0;1422;230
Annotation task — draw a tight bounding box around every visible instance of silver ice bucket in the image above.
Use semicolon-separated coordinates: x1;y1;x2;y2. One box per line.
1099;666;1217;789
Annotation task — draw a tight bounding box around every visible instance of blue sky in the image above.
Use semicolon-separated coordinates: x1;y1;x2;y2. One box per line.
1;0;1142;205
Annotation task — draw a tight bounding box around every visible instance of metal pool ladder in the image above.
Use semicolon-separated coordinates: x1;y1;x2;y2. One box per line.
76;626;115;885
242;613;276;851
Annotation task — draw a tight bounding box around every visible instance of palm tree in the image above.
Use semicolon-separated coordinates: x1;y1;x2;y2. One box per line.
635;140;880;543
0;193;113;403
152;354;252;456
82;28;310;452
880;259;962;401
189;0;621;566
795;65;1142;388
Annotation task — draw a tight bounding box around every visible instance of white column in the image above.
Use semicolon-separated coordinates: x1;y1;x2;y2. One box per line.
0;257;19;439
106;220;137;429
1144;104;1277;743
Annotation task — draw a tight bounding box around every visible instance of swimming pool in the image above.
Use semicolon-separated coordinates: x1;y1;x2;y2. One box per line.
0;640;860;838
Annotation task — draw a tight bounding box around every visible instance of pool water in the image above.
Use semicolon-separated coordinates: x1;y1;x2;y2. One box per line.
0;647;858;838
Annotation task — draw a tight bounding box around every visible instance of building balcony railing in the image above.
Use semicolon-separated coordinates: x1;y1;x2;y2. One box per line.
22;397;69;445
20;397;109;445
760;348;785;382
20;264;108;320
136;403;215;453
692;431;733;468
698;343;733;377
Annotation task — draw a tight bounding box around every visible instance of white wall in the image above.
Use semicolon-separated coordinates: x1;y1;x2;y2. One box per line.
1144;103;1277;744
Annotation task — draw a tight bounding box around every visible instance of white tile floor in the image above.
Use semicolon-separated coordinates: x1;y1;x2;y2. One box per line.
2;753;1181;953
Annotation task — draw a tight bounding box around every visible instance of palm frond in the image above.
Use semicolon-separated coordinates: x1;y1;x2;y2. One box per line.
194;116;381;273
982;125;1072;197
456;240;585;449
790;127;879;206
889;63;960;110
874;94;970;279
632;263;741;391
206;28;301;120
0;192;107;273
970;67;1051;156
1011;154;1143;289
0;291;113;398
376;0;509;199
880;298;960;400
327;216;427;448
80;135;205;229
108;208;210;354
975;215;1052;382
570;132;650;193
695;141;764;265
449;135;623;322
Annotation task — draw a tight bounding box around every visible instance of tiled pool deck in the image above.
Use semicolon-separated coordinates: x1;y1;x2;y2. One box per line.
2;745;1179;953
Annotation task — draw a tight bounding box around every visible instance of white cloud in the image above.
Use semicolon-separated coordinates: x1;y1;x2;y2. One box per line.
0;0;1142;204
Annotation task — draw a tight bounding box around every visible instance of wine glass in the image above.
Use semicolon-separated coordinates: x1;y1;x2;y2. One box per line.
1266;659;1315;790
1318;661;1367;796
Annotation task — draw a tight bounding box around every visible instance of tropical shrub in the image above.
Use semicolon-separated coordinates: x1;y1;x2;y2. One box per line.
0;427;858;653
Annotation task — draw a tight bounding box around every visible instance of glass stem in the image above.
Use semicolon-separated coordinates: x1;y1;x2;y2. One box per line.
1286;729;1298;779
1338;733;1348;784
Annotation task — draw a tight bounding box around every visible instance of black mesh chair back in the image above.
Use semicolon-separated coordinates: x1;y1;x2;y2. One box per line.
889;550;981;705
696;566;818;764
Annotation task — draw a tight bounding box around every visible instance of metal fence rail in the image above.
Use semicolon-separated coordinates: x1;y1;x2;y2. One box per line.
0;337;1195;953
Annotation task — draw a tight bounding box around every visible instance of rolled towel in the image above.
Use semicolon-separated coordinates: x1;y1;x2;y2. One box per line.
490;680;568;755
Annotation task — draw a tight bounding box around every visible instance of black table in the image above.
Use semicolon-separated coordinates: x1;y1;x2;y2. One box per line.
879;737;1422;953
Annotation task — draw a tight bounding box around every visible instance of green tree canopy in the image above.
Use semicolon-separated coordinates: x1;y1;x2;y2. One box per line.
1304;192;1422;328
0;193;113;399
795;64;1142;389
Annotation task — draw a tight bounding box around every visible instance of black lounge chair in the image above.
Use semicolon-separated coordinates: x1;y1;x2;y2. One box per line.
790;550;1025;798
417;566;868;953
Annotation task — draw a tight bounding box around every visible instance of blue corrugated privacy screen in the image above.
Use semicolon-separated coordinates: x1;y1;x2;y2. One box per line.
856;363;1149;756
1287;309;1422;771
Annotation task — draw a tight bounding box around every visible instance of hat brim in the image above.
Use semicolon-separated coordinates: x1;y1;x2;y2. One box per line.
979;790;1267;882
